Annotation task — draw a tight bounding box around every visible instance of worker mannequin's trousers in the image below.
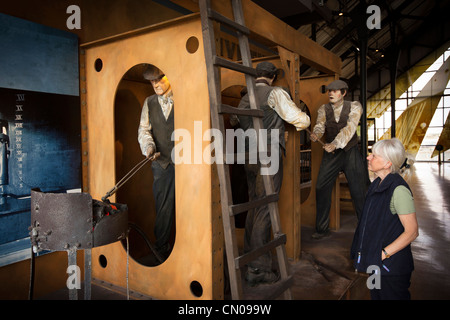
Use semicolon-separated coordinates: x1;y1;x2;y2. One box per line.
244;153;283;272
315;145;369;234
152;161;175;257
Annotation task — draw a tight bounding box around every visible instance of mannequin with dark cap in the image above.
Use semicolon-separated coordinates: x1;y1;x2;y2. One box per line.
138;64;175;261
310;79;370;239
233;61;310;286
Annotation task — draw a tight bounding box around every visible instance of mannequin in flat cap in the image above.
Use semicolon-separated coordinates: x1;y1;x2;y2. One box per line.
138;64;174;261
232;61;310;285
310;79;370;239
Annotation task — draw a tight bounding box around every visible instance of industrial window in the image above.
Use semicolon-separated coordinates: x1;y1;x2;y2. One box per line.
369;46;450;162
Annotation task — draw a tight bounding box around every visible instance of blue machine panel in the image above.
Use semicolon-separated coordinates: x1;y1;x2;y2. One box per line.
0;14;80;248
0;13;79;96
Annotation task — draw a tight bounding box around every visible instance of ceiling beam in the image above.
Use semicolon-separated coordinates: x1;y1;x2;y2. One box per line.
350;0;450;97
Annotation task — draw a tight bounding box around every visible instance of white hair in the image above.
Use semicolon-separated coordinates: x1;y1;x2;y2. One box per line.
372;138;408;174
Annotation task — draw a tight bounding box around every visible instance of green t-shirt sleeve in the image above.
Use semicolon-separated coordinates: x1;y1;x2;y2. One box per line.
390;185;416;215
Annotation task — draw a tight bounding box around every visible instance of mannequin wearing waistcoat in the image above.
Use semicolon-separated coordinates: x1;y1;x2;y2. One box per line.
138;65;175;262
310;80;370;240
234;62;310;286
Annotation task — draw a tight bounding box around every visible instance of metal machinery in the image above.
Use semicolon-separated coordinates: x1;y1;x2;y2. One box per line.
29;189;128;299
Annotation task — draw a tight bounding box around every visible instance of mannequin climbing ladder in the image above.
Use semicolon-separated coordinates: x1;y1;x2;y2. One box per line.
199;0;293;300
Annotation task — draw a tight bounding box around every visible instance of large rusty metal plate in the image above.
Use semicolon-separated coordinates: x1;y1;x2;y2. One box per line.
31;189;93;251
30;189;128;251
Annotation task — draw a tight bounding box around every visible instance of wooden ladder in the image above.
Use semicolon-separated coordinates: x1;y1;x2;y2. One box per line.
199;0;293;300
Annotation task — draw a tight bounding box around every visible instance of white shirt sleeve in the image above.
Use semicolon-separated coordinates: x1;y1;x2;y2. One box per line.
267;87;310;130
137;97;156;156
312;104;326;139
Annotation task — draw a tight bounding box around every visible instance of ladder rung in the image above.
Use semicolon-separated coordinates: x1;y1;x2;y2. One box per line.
213;56;257;76
230;193;279;216
219;104;264;117
234;233;286;268
207;8;250;35
199;0;292;300
258;276;294;300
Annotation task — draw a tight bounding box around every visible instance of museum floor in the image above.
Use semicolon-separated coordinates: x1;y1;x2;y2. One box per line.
41;162;450;300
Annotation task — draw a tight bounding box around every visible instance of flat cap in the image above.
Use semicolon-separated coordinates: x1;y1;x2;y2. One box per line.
326;79;348;90
143;64;164;81
256;61;278;76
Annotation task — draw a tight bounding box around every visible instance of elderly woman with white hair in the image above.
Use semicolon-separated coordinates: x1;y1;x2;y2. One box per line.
351;138;419;300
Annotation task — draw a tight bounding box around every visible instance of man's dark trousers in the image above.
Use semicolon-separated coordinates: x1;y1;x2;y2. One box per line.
152;161;175;255
315;145;368;234
244;152;283;272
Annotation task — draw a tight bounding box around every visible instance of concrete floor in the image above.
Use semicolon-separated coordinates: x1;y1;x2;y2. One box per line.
40;162;450;300
407;162;450;299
